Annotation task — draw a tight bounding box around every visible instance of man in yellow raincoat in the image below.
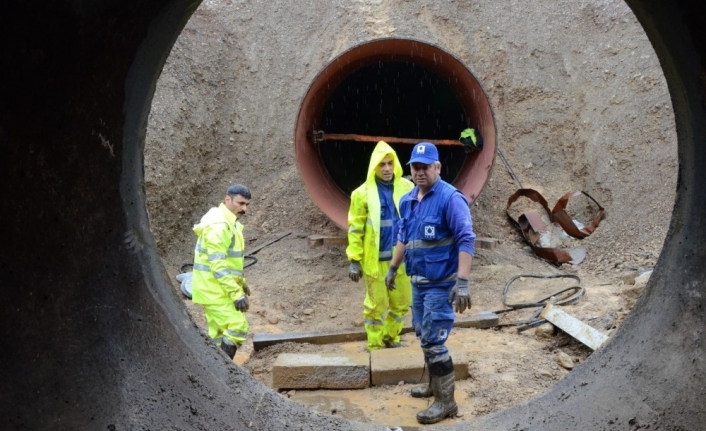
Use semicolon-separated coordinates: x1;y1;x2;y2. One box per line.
191;184;251;360
347;141;414;350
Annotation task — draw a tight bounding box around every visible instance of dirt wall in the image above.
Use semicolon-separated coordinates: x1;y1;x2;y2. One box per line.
146;0;676;273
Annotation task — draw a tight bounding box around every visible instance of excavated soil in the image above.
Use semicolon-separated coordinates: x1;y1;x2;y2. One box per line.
145;0;676;427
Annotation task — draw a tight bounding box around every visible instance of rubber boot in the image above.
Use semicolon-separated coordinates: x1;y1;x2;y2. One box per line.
383;338;402;348
411;376;433;398
416;371;458;424
411;357;432;398
220;342;237;360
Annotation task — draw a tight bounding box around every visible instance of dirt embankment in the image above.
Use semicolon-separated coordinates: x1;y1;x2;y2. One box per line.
145;0;676;425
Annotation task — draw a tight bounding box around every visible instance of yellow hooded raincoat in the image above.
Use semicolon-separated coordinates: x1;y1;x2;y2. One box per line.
191;203;248;347
346;140;414;349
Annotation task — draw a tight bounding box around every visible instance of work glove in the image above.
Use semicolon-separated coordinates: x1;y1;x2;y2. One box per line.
384;265;398;291
448;277;471;314
243;281;251;296
234;294;250;312
348;261;362;283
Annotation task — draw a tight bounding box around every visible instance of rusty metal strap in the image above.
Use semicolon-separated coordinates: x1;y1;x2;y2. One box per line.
506;188;604;264
551;190;604;239
517;212;575;263
507;188;604;239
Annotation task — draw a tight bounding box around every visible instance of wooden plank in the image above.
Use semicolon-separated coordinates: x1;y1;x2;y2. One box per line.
540;303;608;350
253;311;499;351
308;235;348;248
254;329;367;351
307;235;324;248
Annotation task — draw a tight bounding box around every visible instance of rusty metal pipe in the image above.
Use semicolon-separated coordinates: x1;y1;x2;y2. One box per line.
312;132;464;147
295;38;496;228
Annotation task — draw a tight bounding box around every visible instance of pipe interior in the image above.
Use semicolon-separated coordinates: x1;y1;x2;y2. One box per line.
319;60;470;195
296;38;496;228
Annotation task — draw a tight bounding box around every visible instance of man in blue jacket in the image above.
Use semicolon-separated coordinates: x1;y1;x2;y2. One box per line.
385;142;475;424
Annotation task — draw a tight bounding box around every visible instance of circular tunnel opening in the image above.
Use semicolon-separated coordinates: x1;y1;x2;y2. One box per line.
320;61;469;193
296;39;496;228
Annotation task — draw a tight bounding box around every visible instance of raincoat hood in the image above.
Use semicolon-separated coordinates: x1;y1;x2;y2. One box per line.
366;140;404;183
193;203;238;237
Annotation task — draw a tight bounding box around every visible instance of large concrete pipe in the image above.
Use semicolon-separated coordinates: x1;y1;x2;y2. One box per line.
295;39;495;227
0;1;704;431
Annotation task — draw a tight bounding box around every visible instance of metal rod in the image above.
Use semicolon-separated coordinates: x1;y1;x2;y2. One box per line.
312;131;463;147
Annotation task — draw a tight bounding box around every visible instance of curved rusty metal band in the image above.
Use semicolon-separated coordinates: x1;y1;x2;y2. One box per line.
507;188;605;264
552;190;605;239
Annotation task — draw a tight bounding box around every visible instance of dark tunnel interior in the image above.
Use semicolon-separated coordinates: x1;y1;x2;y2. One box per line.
1;0;706;430
296;38;496;227
319;61;469;194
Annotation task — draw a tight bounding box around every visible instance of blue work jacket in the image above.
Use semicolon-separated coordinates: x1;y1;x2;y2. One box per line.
398;179;465;283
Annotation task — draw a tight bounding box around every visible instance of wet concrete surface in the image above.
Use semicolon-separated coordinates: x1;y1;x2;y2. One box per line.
1;0;705;430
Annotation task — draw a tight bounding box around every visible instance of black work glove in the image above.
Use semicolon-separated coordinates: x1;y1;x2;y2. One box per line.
234;294;249;312
384;265;398;291
448;277;471;314
348;261;362;282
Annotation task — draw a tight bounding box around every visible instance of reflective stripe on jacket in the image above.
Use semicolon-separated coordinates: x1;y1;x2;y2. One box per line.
346;140;414;278
399;179;466;282
191;203;246;305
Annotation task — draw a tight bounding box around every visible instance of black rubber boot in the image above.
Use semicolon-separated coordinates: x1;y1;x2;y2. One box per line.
416;368;457;424
220;342;237;359
411;377;433;398
411;357;432;398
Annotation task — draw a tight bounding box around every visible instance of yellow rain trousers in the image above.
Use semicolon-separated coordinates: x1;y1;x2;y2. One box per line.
347;140;414;350
363;260;412;348
191;203;248;347
204;302;248;349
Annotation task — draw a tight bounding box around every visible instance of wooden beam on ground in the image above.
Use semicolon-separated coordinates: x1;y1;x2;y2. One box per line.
308;235;348;248
253;311;499;351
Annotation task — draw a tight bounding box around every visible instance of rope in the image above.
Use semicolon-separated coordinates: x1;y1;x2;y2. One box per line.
496;146;523;189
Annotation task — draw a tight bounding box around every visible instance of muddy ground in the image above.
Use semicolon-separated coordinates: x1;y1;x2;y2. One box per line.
145;0;676;427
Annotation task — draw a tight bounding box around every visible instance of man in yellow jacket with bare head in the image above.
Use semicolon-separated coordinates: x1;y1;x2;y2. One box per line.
191;184;251;360
347;141;414;350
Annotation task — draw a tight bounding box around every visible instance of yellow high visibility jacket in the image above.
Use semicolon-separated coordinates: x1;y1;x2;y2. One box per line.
191;203;246;305
346;141;414;278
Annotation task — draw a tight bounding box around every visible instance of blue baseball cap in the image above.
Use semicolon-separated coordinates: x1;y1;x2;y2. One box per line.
407;142;439;165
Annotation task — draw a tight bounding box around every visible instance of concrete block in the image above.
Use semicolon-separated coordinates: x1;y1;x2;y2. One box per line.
370;347;468;386
455;310;499;329
475;237;500;250
272;352;370;389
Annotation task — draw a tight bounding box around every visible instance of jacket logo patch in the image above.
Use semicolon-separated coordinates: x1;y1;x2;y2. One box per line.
424;225;435;238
